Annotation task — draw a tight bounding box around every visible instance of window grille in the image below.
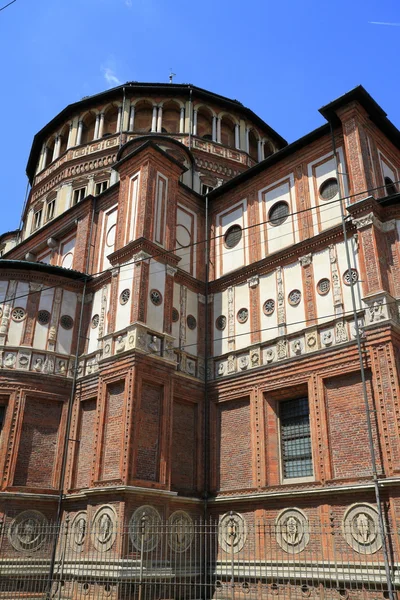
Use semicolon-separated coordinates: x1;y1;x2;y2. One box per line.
280;397;313;479
319;178;339;201
268;201;289;226
224;224;242;249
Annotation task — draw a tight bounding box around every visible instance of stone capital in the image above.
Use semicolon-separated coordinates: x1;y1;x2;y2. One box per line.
247;275;259;289
166;265;177;277
298;253;313;267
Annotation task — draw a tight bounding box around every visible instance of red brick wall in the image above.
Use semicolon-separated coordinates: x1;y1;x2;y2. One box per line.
325;371;382;479
100;381;125;481
75;398;96;489
136;383;162;481
217;398;252;490
13;397;62;488
171;400;196;492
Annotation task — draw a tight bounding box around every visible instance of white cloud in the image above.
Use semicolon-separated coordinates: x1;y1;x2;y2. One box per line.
368;21;400;26
102;66;122;88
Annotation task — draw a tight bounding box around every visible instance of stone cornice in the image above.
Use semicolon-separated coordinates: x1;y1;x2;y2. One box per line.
210;223;350;293
108;237;181;267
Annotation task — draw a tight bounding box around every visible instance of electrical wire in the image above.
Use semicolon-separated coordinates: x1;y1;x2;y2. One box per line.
0;0;16;12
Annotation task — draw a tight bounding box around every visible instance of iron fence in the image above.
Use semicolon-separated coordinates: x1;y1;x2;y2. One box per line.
0;509;399;599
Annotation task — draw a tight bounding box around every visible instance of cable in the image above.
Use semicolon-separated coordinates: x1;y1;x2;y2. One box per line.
0;0;16;11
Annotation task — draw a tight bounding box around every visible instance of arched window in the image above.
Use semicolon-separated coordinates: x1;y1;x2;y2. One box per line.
103;105;119;136
134;101;153;133
197;107;213;139
221;116;235;148
384;176;397;196
162;101;180;133
248;129;258;161
263;141;273;159
80;112;96;144
44;137;55;168
59;124;69;156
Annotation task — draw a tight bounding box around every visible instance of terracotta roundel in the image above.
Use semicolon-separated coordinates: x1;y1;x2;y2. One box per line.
275;508;310;554
70;511;87;553
8;510;48;552
90;505;117;552
342;503;382;554
167;511;194;552
176;224;191;248
218;511;247;554
129;505;162;552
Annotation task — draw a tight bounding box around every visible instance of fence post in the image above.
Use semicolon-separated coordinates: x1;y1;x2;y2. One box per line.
56;514;69;600
138;512;146;600
228;512;236;600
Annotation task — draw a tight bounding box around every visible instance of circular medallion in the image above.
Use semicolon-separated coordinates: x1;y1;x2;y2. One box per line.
215;315;227;331
129;505;161;552
172;307;179;322
218;511;247;554
120;289;130;305
91;314;100;329
60;315;74;330
275;508;310;554
237;308;249;324
167;511;194;552
263;299;275;316
342;503;381;554
37;310;51;325
11;307;26;322
288;290;301;306
70;512;87;553
187;314;197;330
317;278;330;295
91;505;117;552
343;269;359;286
8;510;48;552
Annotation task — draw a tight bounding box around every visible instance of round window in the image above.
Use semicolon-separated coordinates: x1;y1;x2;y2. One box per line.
60;315;74;330
37;310;50;325
12;307;26;322
150;289;162;306
317;278;331;295
91;314;100;329
120;289;130;305
224;224;242;249
263;299;275;316
172;308;179;322
319;178;339;201
237;308;249;324
288;290;301;306
187;314;197;330
215;315;227;331
343;268;359;286
268;201;289;226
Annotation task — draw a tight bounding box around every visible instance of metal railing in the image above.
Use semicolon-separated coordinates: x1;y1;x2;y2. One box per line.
0;510;398;599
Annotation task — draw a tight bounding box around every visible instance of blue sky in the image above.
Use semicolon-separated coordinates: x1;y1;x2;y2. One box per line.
0;0;399;233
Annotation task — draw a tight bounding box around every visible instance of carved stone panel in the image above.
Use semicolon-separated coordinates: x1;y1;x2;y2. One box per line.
275;508;310;554
70;512;87;553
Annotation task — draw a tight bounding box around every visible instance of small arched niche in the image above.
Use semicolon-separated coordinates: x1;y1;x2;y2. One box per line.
221;115;235;148
162;100;180;133
197;107;213;139
103;105;119;136
134;100;153;133
59;124;70;156
248;129;258;161
81;112;97;144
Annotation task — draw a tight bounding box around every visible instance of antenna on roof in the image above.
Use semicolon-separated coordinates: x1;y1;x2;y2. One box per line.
169;69;176;84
